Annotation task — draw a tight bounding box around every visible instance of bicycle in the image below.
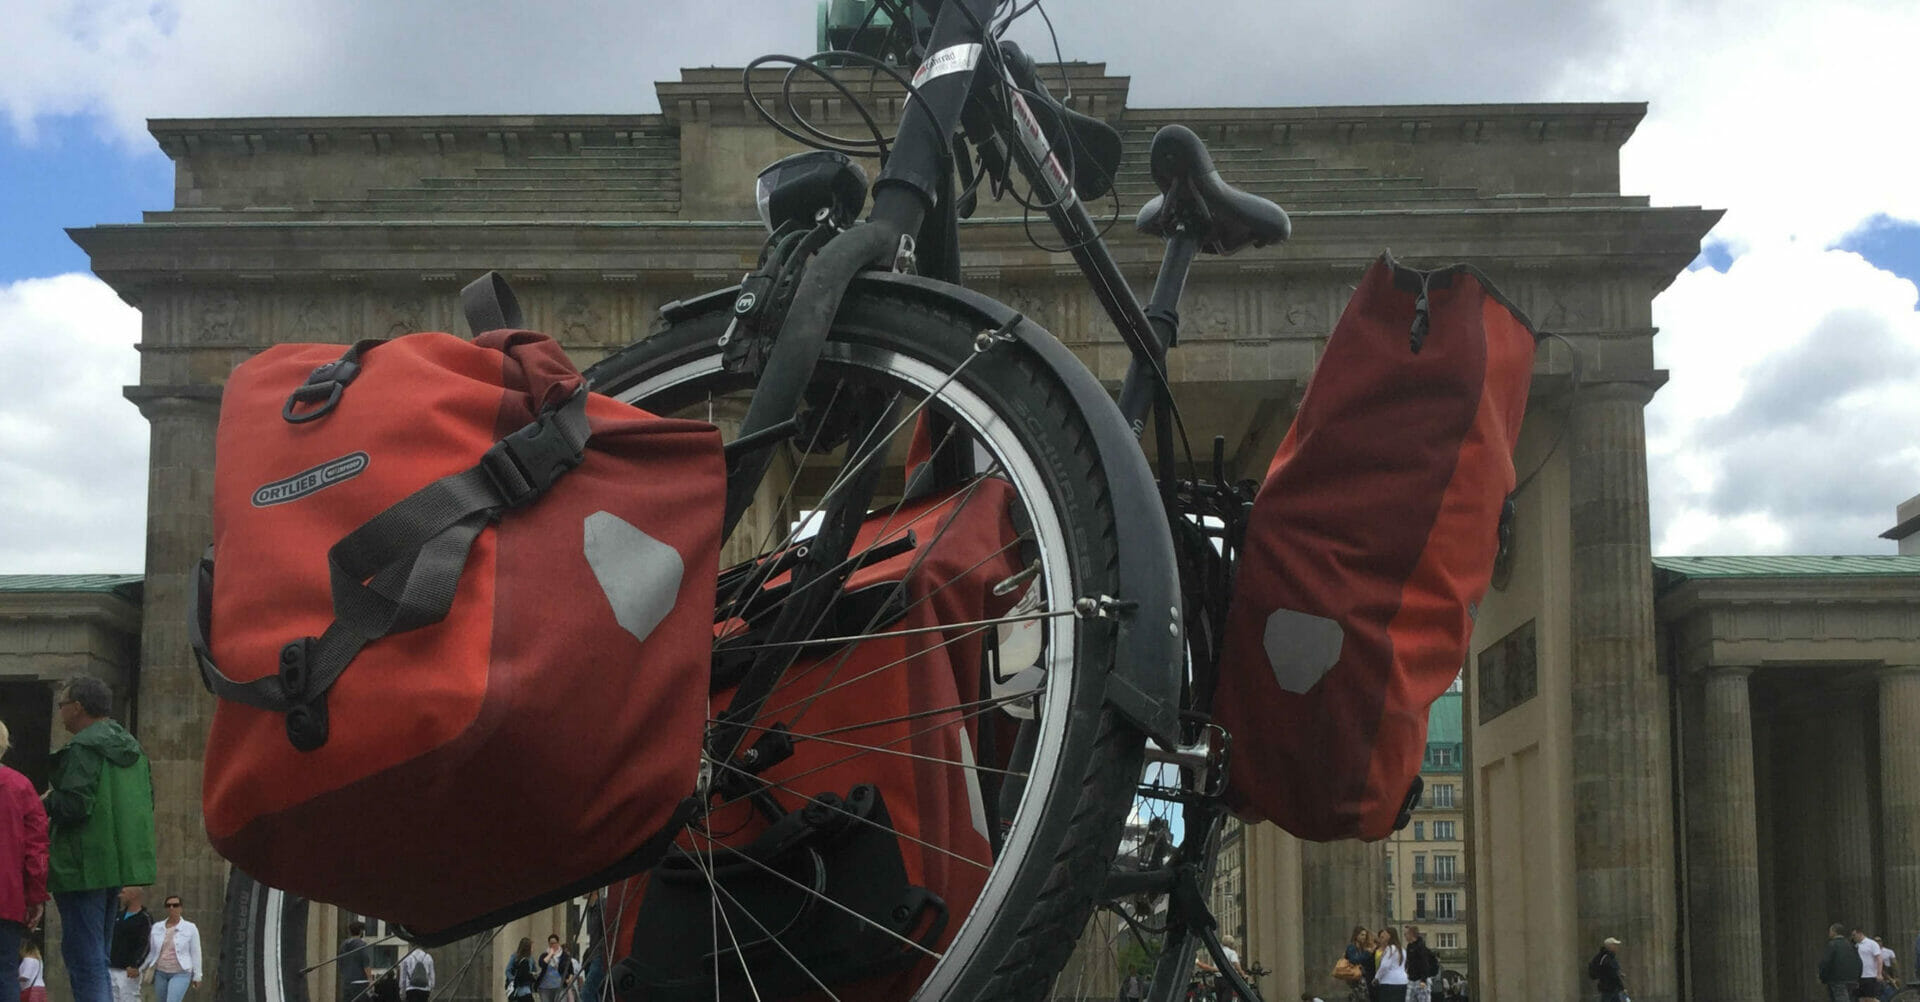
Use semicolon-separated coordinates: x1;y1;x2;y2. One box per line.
218;2;1291;1000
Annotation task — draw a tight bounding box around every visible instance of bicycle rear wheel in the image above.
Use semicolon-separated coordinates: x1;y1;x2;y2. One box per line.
218;287;1146;1002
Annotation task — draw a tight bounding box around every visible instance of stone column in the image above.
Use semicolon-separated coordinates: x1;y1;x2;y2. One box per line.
1881;666;1920;967
1300;838;1385;970
126;387;227;985
1826;697;1876;926
1691;667;1764;1002
1567;381;1677;1002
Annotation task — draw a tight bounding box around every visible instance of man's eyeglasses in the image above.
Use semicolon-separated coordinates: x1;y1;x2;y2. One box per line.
166;902;183;908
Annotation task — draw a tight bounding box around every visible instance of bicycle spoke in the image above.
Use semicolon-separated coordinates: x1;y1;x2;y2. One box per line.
682;832;764;1002
301;933;405;976
689;827;944;963
801;688;1044;739
680;826;849;1002
710;758;994;873
752;619;1002;722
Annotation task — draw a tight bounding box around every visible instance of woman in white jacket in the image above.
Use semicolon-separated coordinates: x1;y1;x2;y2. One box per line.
140;895;202;1002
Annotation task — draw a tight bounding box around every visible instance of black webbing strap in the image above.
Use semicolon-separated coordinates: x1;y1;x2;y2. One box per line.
461;271;525;335
284;338;385;424
193;389;592;750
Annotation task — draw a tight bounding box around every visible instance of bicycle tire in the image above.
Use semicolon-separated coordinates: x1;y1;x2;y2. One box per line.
217;286;1147;1002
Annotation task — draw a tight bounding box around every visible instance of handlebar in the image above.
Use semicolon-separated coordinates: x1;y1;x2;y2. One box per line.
871;0;1003;233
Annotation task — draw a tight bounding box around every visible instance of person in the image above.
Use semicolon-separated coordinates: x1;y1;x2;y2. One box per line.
505;938;538;1002
1588;936;1626;1002
1856;928;1884;1001
45;677;157;1002
1874;936;1895;1001
139;895;201;1002
107;887;152;1002
580;890;607;1002
1118;971;1147;1001
1373;928;1409;1002
396;943;433;1002
18;938;46;1002
339;921;374;1002
1195;934;1248;1000
1343;927;1375;1002
1301;995;1329;1002
1;720;49;1002
536;935;575;1002
1820;924;1863;1002
1403;926;1439;1002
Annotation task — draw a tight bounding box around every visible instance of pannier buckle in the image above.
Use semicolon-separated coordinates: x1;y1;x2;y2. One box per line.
283;358;363;424
277;638;330;752
480;402;587;509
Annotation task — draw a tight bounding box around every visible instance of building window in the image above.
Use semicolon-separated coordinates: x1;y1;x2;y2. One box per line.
1436;932;1458;950
1434;821;1456;840
1437;893;1457;919
1478;618;1537;723
1415;893;1427;919
1431;746;1454;767
1385;856;1393;882
1435;855;1456;882
1433;784;1455;808
1413;855;1426;879
1413;822;1425;841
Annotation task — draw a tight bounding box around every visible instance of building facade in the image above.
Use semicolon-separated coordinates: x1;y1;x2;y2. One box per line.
1385;690;1470;972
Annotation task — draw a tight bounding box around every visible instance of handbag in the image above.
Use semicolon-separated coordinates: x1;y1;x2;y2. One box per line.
1333;958;1364;983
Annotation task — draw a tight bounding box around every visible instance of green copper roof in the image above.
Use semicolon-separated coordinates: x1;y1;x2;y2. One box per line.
1428;690;1463;745
1652;555;1920;580
0;574;143;596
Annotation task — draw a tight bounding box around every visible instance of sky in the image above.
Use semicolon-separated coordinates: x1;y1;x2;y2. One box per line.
2;0;1917;572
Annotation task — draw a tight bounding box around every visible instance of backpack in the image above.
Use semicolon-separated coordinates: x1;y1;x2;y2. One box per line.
1213;252;1538;841
407;953;431;990
193;273;726;937
1588;951;1606;981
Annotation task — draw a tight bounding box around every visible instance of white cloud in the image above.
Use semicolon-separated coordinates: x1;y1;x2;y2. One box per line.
1648;246;1920;554
0;273;146;572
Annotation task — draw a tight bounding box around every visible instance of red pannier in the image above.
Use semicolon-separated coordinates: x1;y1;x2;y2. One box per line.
608;478;1026;1000
193;277;725;936
1214;253;1538;841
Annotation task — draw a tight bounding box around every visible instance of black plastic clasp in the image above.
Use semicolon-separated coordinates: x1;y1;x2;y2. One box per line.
278;638;330;751
480;398;588;509
284;357;363;424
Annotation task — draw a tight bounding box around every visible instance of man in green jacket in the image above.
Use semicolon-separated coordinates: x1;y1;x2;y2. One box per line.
45;677;156;1002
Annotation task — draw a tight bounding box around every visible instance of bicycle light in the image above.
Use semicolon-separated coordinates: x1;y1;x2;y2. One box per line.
755;150;869;232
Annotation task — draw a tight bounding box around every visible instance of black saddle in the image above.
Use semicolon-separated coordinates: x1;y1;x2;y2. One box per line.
1135;124;1291;255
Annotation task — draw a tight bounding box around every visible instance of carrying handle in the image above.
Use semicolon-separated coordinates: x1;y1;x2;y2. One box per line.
461;271;525;336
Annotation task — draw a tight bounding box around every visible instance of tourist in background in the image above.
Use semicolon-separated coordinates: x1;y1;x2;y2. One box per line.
535;935;573;1002
1874;936;1895;1001
18;938;46;1002
339;921;374;1002
396;943;432;1002
0;720;48;1002
505;937;537;1002
1372;928;1408;1002
45;677;157;1002
1588;937;1627;1002
1402;926;1439;1002
1820;925;1862;1002
579;890;606;1002
108;887;152;1002
1341;927;1374;1002
139;895;201;1002
1855;929;1884;1001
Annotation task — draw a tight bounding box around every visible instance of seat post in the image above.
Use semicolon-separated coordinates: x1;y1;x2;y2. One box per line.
1116;227;1200;436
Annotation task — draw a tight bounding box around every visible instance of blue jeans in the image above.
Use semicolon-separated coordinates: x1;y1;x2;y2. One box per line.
55;888;119;1002
155;969;193;1002
583;956;605;1002
0;920;23;1002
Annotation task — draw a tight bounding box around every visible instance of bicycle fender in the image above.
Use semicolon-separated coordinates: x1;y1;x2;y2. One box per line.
853;271;1184;749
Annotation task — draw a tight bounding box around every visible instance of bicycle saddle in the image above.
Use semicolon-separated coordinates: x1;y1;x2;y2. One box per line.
1135;124;1291;255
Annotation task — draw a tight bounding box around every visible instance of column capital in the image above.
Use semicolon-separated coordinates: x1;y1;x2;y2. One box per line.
1704;665;1756;681
1572;373;1668;409
1882;664;1920;679
124;383;222;423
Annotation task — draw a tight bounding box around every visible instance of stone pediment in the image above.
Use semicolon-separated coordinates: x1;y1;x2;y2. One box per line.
1655;555;1920;675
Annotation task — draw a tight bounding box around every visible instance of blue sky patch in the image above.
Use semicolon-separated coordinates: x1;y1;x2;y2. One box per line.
1687;240;1734;273
0;116;171;284
1834;214;1920;291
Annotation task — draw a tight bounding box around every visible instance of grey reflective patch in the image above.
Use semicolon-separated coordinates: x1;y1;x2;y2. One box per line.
1262;608;1346;694
583;511;684;645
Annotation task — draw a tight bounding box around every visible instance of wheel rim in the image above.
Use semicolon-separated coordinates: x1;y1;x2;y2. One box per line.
609;341;1085;1001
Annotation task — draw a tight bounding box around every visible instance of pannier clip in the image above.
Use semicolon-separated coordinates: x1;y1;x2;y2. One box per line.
479;391;591;509
283;358;362;424
277;638;331;751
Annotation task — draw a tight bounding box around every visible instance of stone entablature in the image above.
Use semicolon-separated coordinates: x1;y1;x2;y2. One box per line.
1656;570;1920;675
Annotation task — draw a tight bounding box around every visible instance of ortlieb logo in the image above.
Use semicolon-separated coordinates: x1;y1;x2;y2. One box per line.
252;453;370;507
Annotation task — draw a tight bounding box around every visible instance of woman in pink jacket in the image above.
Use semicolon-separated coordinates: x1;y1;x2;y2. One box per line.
0;719;51;1002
